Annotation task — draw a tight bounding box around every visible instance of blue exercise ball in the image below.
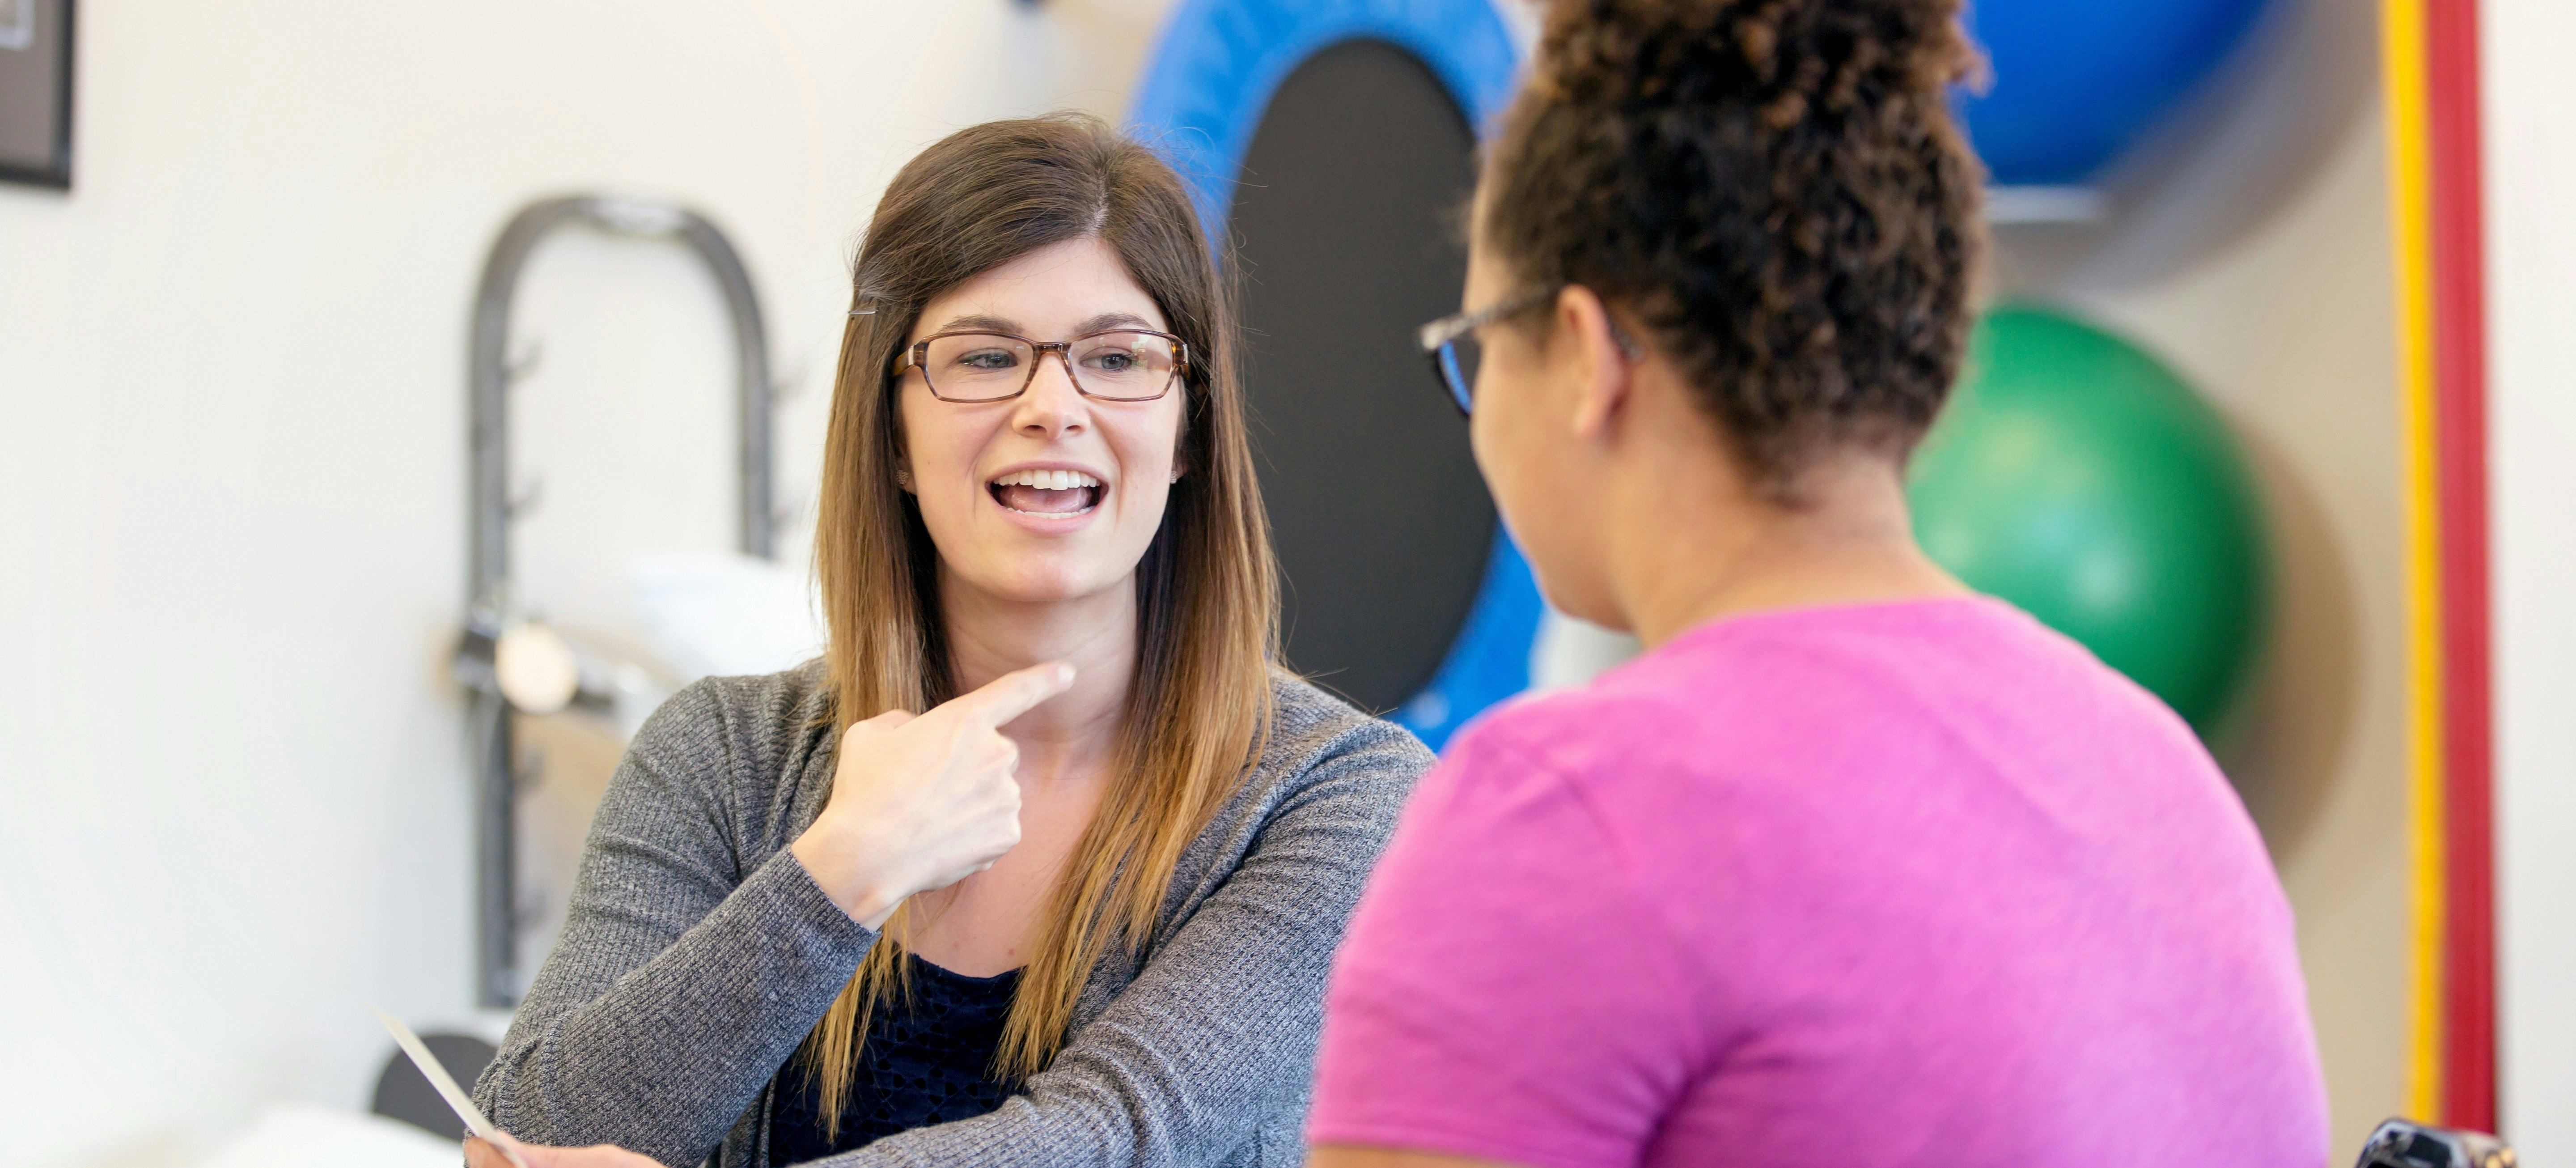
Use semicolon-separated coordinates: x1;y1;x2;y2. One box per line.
1958;0;2275;186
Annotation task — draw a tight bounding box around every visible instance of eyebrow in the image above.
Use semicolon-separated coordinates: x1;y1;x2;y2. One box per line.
1073;311;1157;335
934;313;1021;335
928;311;1162;338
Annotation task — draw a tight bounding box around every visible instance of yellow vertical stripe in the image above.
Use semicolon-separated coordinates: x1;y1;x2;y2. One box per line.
2379;0;2446;1121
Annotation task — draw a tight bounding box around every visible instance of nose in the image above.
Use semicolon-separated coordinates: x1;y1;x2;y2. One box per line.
1011;348;1089;438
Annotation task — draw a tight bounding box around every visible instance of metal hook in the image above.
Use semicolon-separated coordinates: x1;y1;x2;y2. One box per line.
516;888;552;933
513;746;546;794
507;476;544;521
505;341;543;387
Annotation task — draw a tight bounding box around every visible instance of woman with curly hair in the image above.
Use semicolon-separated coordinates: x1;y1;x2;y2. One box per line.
1306;1;2330;1164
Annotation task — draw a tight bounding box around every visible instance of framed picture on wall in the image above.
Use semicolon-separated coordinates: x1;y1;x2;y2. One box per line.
0;0;72;189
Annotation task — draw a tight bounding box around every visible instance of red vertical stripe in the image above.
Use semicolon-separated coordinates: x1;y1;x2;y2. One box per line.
2424;0;2495;1130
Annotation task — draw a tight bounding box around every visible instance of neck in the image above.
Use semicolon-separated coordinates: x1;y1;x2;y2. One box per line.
1600;437;1967;650
938;572;1137;785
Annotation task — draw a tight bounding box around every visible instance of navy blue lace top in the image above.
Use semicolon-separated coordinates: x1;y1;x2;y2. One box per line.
767;959;1021;1163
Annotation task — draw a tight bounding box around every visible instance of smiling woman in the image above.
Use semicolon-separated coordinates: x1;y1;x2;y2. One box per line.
468;113;1434;1168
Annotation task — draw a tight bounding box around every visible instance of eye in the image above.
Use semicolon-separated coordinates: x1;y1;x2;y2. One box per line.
1087;350;1136;372
956;348;1018;370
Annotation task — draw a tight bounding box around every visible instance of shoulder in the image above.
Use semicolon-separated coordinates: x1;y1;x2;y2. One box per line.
1437;675;1688;788
1250;671;1438;803
622;658;835;808
1136;672;1437;945
1438;599;2039;785
1180;671;1437;854
1399;650;1766;848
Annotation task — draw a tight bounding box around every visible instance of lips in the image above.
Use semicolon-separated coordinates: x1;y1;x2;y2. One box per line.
988;467;1103;516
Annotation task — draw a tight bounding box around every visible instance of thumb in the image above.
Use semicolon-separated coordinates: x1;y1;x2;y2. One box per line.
955;661;1077;729
468;1135;538;1168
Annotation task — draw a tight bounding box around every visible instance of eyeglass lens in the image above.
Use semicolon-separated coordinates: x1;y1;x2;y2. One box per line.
921;331;1178;401
1436;332;1482;415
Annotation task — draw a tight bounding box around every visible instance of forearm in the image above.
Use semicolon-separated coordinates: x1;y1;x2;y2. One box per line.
479;850;878;1166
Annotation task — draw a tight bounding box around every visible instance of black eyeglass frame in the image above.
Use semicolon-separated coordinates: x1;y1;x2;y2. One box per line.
1418;285;1643;417
1417;285;1566;417
890;327;1192;403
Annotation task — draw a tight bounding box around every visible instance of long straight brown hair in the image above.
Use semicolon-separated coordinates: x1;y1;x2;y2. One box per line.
800;113;1278;1134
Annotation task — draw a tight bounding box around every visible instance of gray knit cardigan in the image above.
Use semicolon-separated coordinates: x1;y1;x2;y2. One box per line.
472;661;1433;1168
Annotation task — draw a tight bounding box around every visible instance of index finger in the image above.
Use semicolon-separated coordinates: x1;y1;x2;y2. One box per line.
954;661;1077;728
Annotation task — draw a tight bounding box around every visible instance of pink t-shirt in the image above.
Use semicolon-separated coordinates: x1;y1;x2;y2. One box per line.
1310;598;2328;1167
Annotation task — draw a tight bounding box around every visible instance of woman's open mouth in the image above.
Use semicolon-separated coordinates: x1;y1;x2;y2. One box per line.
988;468;1104;517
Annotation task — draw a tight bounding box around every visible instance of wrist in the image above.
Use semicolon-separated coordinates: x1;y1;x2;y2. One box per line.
844;875;906;931
789;822;911;930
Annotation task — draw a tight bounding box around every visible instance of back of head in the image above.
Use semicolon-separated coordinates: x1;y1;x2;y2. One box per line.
1481;0;1986;501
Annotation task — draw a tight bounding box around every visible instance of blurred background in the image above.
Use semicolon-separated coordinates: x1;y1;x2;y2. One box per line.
1;1;2569;1165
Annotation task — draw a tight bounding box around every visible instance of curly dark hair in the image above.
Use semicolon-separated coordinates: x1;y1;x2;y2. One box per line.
1481;0;1986;500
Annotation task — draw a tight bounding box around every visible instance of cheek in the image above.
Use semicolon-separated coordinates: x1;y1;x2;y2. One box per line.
1117;400;1186;490
897;395;983;511
896;392;935;470
1470;365;1573;544
1469;374;1533;501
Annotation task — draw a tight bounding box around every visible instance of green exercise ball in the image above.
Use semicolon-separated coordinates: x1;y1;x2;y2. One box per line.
1908;304;2269;737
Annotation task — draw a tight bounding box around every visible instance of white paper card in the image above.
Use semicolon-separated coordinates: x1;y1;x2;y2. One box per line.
369;1006;530;1168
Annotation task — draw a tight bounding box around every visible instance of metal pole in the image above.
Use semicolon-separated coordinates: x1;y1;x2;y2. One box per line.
460;195;775;1007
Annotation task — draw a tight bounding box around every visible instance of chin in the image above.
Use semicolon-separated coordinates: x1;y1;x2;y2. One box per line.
963;555;1126;606
1542;587;1629;633
1524;549;1625;633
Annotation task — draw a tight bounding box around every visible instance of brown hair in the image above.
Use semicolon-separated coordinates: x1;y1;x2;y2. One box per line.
1482;0;1986;499
801;113;1277;1133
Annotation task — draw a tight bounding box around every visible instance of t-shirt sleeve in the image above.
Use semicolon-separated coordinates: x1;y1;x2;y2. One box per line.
1307;714;1709;1168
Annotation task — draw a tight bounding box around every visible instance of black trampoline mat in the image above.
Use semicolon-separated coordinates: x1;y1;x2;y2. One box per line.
1230;38;1495;713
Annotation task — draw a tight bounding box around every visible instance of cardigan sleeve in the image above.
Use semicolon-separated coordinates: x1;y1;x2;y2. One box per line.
472;680;881;1168
813;721;1432;1168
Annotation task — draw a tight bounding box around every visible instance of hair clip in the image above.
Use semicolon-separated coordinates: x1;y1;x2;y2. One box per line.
847;308;877;317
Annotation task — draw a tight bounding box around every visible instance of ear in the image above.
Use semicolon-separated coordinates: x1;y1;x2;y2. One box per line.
1558;286;1638;442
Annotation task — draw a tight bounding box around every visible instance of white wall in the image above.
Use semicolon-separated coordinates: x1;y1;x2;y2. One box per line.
0;2;1171;1164
2486;0;2576;1155
1988;1;2410;1157
8;2;2552;1164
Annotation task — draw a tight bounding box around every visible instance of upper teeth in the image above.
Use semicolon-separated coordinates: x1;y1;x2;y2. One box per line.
993;469;1101;490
